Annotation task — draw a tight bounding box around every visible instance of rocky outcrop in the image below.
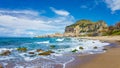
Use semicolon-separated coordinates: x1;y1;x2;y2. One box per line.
115;22;120;30
64;19;108;36
0;50;11;56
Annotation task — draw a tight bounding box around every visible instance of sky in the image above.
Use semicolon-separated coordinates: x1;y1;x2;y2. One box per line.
0;0;120;37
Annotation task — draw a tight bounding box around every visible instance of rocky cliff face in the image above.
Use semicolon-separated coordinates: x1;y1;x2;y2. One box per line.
64;19;108;36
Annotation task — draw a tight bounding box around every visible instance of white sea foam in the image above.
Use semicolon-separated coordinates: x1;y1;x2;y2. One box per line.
14;65;24;68
63;57;74;68
0;48;14;54
0;48;16;60
19;53;38;61
0;56;15;60
0;38;111;68
35;41;49;44
56;38;64;42
59;39;110;55
19;39;109;62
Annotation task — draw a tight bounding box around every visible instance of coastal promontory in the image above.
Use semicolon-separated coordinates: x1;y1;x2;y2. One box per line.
64;19;108;37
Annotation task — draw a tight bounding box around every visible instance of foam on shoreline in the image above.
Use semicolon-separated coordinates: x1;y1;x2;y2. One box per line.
63;57;75;68
0;37;110;68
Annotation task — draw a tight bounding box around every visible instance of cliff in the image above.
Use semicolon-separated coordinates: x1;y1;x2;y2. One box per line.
64;19;108;37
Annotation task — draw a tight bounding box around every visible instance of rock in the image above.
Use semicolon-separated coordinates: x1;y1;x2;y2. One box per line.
71;49;78;52
17;47;27;52
93;46;98;49
115;22;120;30
103;48;107;51
0;64;3;68
79;47;84;50
38;50;54;56
50;45;56;49
64;19;108;37
47;50;55;53
27;52;36;57
39;52;50;56
29;52;35;54
36;49;44;53
0;50;11;56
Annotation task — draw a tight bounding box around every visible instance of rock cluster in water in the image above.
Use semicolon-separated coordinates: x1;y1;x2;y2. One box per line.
0;47;55;57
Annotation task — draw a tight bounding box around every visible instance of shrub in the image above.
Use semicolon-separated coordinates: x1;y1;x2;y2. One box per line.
102;30;120;36
111;30;120;35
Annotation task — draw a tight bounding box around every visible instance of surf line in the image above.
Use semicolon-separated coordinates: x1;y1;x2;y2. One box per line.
63;57;75;68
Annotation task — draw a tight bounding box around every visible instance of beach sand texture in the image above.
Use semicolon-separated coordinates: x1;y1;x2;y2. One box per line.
66;36;120;68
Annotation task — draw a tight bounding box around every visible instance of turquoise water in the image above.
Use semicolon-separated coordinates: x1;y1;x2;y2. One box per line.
0;37;110;68
0;37;71;50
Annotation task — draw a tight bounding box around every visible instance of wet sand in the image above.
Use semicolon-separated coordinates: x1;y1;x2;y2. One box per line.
66;36;120;68
0;36;120;68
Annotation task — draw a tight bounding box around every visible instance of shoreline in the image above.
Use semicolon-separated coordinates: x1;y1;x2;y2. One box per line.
66;36;120;68
0;36;120;68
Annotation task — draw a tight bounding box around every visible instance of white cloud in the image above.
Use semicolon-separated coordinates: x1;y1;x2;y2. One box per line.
0;10;39;16
105;0;120;12
0;9;74;37
50;7;70;16
0;15;55;30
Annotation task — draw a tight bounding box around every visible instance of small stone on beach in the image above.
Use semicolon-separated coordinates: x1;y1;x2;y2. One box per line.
103;48;107;51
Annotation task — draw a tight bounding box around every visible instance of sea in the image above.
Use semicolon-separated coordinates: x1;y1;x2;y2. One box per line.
0;37;110;68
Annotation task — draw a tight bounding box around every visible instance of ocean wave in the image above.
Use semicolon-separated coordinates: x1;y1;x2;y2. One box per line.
35;41;50;44
0;48;14;53
0;56;15;60
0;37;111;68
14;65;24;68
19;53;39;61
56;38;64;42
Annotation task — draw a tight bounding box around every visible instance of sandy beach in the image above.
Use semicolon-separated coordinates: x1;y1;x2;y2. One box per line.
66;36;120;68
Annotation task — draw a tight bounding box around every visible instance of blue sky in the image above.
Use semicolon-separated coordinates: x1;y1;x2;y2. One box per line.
0;0;120;37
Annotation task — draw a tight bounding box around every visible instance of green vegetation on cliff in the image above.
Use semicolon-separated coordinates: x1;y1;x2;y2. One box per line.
66;19;106;28
65;19;108;36
64;19;120;36
67;19;94;28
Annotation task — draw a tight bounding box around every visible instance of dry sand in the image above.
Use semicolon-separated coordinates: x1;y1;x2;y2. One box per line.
66;36;120;68
81;36;120;41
